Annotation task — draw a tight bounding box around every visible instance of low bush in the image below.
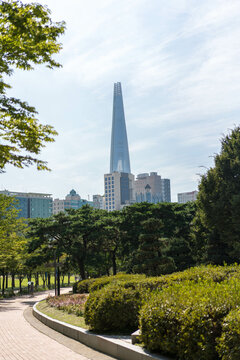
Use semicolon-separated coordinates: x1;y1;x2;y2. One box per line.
47;294;88;316
73;265;240;295
72;278;96;294
88;273;145;292
84;284;146;332
217;309;240;360
140;279;240;360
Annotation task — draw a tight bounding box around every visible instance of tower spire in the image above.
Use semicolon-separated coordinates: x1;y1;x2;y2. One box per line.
110;82;131;173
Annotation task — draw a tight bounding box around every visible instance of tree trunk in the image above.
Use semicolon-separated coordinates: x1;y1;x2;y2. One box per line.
112;251;117;275
12;274;15;289
48;272;51;288
19;275;22;293
78;260;86;280
35;272;39;287
68;273;70;286
6;273;8;289
61;274;64;286
2;271;5;295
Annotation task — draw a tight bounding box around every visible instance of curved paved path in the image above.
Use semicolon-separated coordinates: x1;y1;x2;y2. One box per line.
0;288;116;360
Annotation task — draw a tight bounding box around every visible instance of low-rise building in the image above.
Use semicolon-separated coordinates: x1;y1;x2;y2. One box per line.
177;190;198;203
53;189;94;215
0;190;53;218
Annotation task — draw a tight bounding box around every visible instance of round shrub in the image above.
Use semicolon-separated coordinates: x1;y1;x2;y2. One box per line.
84;284;145;332
140;279;240;360
73;278;96;294
89;273;145;292
217;309;240;360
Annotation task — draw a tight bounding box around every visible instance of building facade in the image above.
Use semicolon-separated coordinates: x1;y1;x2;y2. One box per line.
134;172;171;203
0;190;53;218
53;189;94;215
104;172;134;211
177;190;198;203
93;194;105;210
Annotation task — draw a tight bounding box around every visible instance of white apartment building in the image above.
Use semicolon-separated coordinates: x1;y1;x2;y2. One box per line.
177;190;198;203
93;194;105;210
53;199;65;214
104;172;134;211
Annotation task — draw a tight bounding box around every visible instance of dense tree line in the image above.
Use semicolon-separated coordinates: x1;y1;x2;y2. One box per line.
26;201;196;280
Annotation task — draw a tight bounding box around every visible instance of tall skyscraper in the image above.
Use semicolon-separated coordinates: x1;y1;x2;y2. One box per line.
110;82;131;174
105;82;134;211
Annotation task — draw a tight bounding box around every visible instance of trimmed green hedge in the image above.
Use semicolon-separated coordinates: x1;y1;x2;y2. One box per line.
84;284;146;332
217;309;240;360
72;278;96;294
140;278;240;360
73;265;240;294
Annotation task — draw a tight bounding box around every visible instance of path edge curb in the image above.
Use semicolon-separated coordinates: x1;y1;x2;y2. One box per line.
33;302;170;360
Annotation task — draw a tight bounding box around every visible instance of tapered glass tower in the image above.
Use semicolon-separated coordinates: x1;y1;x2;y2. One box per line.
110;82;131;173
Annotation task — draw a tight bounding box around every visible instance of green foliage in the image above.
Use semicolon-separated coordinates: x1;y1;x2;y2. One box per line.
217;309;240;360
121;202;196;273
73;278;96;294
73;273;146;294
0;0;65;171
133;218;175;276
84;284;145;332
196;127;240;264
0;194;27;277
140;274;240;360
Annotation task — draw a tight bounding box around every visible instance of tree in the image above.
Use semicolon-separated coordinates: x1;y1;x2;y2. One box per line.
0;1;65;172
27;206;104;280
99;211;122;275
196;127;240;264
0;194;27;294
133;218;175;276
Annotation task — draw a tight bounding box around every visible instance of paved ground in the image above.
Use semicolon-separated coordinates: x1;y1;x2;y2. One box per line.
0;288;116;360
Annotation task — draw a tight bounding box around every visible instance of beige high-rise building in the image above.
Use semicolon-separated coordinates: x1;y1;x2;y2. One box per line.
104;172;134;211
134;172;171;203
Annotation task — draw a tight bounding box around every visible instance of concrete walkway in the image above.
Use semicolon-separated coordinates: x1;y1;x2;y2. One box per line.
0;288;116;360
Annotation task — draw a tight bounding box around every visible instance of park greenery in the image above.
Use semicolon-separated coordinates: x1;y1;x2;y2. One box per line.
47;265;240;360
1;2;240;358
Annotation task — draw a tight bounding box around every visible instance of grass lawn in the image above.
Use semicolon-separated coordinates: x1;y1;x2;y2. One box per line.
36;300;88;329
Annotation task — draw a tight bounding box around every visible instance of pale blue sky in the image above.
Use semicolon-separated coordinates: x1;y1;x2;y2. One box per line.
2;0;240;201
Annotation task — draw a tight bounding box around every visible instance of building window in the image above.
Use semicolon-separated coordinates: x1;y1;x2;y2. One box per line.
113;206;115;209
112;185;114;188
109;206;111;209
106;206;108;209
112;176;114;180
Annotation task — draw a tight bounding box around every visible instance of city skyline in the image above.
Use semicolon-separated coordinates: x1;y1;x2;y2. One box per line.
1;0;240;201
